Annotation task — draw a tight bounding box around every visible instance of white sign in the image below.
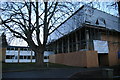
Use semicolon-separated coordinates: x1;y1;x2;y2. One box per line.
93;40;109;53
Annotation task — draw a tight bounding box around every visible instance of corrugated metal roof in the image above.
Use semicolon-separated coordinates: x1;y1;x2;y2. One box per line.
48;5;120;43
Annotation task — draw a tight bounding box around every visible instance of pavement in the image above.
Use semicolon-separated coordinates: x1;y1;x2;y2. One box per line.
2;68;102;79
2;67;120;80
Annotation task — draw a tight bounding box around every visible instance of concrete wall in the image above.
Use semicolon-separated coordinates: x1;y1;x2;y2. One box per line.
49;51;99;68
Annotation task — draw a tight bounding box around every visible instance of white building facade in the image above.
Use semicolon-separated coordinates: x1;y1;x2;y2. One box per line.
5;46;54;63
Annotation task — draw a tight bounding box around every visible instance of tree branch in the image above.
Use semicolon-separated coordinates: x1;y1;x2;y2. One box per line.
47;2;58;26
3;23;27;41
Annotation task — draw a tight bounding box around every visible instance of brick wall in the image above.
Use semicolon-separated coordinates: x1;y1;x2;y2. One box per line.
101;32;120;66
49;51;99;68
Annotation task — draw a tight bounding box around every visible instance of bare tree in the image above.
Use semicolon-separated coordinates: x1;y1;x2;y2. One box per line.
108;1;120;17
0;1;118;66
0;1;80;66
117;1;120;16
104;1;120;17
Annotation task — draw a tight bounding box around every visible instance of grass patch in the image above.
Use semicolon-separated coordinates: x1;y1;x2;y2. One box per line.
45;63;79;68
3;63;38;71
2;63;79;72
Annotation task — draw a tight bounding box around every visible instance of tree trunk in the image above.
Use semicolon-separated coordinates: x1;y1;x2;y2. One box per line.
118;1;120;17
36;52;44;67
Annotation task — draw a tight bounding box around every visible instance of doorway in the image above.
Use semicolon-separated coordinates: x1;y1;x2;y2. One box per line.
98;54;109;66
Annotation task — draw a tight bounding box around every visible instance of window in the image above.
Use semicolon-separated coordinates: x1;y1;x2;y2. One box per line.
15;56;18;59
32;56;35;59
28;56;31;59
6;55;14;59
96;19;99;25
11;56;14;59
96;18;106;27
24;56;27;59
7;48;10;50
20;56;23;59
44;56;48;59
6;55;11;59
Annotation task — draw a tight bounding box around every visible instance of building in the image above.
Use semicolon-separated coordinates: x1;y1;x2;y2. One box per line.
48;5;120;67
3;46;54;63
5;46;35;63
44;51;54;62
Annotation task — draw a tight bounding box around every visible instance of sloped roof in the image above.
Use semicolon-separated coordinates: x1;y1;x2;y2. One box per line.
48;5;120;43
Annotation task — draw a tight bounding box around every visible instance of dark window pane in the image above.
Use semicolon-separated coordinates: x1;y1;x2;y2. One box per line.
44;56;49;59
6;55;11;59
32;56;35;59
20;56;23;59
24;56;27;59
44;56;47;59
28;56;31;59
11;56;14;59
15;56;17;59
